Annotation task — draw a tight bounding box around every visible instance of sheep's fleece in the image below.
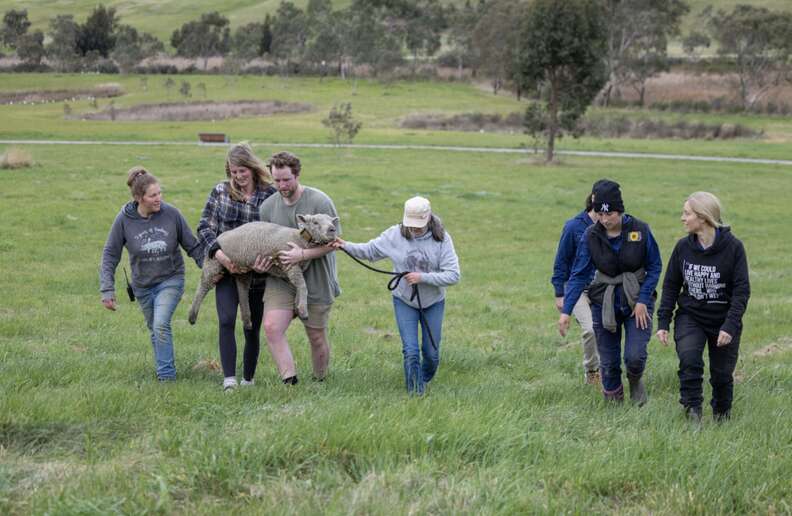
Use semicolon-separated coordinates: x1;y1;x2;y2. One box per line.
188;213;339;329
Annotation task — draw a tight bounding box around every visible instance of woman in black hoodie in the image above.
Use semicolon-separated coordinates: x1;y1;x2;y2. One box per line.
656;192;750;423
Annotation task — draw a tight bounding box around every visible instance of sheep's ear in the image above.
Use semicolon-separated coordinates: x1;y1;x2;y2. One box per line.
332;216;340;228
296;214;307;229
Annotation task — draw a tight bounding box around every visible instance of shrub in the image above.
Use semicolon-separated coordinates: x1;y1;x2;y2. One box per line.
322;102;362;146
0;147;33;169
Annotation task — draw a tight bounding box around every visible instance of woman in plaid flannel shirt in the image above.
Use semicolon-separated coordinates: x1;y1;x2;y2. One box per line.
196;142;276;391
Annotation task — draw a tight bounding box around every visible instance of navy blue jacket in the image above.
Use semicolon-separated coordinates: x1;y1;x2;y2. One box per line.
563;214;662;315
551;210;595;297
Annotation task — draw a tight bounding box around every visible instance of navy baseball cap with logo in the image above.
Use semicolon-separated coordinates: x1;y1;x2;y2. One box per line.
591;179;624;213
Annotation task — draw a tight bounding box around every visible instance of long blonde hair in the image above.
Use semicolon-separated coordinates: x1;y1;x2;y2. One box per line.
686;191;724;228
225;142;272;202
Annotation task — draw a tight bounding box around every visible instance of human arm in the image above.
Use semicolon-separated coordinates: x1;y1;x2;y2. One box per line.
561;234;595;315
419;233;461;287
638;227;663;306
99;213;125;304
177;209;204;268
720;241;751;341
656;244;683;332
551;221;576;297
195;186;223;260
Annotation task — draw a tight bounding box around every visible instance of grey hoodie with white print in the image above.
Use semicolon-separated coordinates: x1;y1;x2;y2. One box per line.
99;201;202;300
343;225;460;309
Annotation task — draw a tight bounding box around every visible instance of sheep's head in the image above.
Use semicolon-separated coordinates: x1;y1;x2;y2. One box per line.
296;213;339;244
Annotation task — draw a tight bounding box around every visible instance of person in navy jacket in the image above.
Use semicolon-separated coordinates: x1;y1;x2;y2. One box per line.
558;180;662;405
551;190;600;385
656;192;750;423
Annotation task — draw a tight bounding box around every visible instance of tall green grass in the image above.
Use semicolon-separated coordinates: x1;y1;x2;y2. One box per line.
0;143;791;513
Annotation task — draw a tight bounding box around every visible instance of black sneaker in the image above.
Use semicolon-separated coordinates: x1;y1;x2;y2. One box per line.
282;375;299;385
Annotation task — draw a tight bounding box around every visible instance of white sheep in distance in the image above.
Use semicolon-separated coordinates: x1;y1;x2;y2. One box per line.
188;213;339;329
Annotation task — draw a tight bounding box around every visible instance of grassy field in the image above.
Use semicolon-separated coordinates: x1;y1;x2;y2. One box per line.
1;140;791;513
4;73;792;162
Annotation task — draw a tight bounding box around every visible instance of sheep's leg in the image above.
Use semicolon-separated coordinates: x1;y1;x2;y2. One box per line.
188;259;223;325
236;273;253;330
284;267;309;320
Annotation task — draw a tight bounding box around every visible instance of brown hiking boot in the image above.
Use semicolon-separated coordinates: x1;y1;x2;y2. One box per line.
585;370;601;385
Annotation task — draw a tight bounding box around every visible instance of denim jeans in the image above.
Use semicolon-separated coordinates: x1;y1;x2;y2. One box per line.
591;302;652;395
674;312;740;415
134;274;185;380
393;297;444;395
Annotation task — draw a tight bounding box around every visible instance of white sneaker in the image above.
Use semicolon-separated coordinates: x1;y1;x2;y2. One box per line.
240;379;255;386
223;377;238;392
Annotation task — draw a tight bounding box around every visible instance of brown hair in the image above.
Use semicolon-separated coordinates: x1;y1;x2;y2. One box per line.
126;166;158;199
686;191;724;228
400;214;445;242
225;142;273;202
268;151;302;176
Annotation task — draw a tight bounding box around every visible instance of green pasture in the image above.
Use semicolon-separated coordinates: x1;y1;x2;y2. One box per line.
3;73;792;161
1;142;791;513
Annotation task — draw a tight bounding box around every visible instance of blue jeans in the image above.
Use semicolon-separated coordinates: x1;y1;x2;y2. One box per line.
393;297;444;395
134;275;185;380
591;302;652;394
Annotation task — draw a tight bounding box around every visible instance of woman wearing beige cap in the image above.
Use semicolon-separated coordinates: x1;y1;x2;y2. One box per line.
331;196;460;395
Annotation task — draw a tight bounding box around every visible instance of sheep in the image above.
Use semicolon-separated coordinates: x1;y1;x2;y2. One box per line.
188;213;339;329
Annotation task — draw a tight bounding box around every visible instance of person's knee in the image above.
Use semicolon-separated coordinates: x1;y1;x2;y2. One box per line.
152;317;172;337
263;317;287;339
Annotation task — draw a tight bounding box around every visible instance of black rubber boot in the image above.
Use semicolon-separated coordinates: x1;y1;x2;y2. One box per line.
685;406;703;425
627;373;647;406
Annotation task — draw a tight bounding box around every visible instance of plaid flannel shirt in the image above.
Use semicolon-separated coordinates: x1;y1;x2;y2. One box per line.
196;182;276;258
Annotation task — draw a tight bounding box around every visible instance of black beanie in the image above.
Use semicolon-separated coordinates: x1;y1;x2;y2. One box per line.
591;179;624;213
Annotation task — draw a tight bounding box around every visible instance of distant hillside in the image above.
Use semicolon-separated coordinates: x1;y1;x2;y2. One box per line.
0;0;349;46
3;0;790;51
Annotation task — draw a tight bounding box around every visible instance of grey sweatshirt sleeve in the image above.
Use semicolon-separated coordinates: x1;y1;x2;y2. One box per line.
177;210;204;268
420;233;460;287
99;212;126;300
343;231;390;262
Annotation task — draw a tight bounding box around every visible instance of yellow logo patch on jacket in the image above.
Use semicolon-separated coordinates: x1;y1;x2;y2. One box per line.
628;231;642;242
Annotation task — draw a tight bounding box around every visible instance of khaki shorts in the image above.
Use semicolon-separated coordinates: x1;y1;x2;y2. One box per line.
263;277;332;329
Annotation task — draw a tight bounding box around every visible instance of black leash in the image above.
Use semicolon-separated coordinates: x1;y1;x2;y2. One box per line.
339;247;438;352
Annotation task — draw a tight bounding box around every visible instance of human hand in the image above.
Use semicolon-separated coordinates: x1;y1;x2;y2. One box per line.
405;272;422;285
656;329;669;346
102;297;117;311
216;249;240;274
329;238;346;250
633;302;650;330
558;313;571;337
717;331;733;347
554;296;564;313
277;242;304;267
251;254;274;273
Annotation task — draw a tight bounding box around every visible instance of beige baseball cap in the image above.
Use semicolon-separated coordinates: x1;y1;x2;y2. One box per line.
403;196;431;227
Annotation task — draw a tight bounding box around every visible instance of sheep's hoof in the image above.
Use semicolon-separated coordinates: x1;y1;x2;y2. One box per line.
242;319;253;330
296;306;309;321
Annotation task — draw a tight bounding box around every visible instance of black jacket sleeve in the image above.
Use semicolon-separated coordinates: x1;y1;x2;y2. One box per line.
657;243;682;331
721;241;750;337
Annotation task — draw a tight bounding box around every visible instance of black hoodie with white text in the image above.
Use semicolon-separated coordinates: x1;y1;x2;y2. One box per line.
657;227;750;337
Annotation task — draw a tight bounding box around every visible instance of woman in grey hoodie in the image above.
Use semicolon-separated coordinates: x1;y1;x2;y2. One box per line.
332;196;460;395
100;167;202;381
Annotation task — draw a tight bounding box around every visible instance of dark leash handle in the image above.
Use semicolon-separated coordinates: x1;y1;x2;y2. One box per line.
339;247;437;352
